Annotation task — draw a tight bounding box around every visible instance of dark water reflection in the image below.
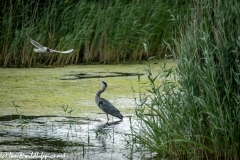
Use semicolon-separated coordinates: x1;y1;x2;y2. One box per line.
60;72;144;80
0;115;156;160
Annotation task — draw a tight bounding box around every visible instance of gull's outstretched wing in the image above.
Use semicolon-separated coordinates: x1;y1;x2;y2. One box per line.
26;34;74;53
26;34;44;49
49;49;74;54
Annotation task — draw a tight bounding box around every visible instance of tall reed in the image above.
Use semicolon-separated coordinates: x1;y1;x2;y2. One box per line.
132;0;240;159
0;0;186;67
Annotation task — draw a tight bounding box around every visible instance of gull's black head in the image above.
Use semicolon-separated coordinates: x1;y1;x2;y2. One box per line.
101;81;107;87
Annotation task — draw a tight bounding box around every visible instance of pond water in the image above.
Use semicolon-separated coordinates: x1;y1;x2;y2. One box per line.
0;63;173;160
0;65;171;160
0;115;155;160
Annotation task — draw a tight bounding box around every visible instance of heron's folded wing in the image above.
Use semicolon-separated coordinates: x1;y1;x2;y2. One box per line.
99;98;119;114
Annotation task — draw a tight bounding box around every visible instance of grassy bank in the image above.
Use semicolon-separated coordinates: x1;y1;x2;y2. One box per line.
0;0;186;67
131;0;240;159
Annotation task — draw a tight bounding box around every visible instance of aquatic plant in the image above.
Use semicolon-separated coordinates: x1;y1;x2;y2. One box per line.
60;104;78;139
131;0;240;159
12;101;30;134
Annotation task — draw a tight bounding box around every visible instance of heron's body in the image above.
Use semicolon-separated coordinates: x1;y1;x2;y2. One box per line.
95;81;123;121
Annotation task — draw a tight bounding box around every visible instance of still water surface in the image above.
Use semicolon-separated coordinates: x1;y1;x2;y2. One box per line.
0;115;155;160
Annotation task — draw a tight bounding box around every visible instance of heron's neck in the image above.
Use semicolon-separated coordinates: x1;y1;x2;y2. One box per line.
96;86;106;97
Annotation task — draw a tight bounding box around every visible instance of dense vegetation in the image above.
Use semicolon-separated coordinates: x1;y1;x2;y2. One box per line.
133;0;239;159
0;0;186;67
2;0;239;159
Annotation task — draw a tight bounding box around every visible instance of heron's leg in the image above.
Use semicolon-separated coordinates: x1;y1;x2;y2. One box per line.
106;114;109;121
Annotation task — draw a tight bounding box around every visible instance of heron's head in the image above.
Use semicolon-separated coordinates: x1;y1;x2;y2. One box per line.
101;81;107;87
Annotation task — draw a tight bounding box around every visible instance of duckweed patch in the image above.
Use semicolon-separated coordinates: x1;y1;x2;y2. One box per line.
0;62;175;117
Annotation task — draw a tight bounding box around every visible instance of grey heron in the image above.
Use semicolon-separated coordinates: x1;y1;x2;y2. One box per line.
95;81;123;121
26;34;74;54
